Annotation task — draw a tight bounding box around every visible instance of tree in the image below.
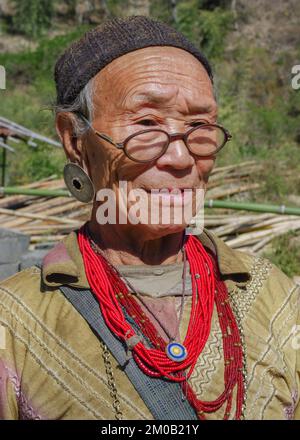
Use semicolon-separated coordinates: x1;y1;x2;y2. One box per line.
13;0;54;38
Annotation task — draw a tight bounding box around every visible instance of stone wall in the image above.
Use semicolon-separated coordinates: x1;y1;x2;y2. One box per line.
0;228;51;281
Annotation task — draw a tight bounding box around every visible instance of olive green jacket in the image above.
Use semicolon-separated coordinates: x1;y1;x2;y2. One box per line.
0;229;299;420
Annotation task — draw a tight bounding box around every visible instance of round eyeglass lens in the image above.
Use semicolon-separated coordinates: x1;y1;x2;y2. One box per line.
187;125;225;156
125;130;169;161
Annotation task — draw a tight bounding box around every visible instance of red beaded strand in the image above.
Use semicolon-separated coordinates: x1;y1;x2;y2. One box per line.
78;224;245;419
78;225;216;380
183;252;245;419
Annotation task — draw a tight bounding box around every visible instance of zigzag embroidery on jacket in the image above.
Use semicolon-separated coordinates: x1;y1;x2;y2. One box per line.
189;256;272;403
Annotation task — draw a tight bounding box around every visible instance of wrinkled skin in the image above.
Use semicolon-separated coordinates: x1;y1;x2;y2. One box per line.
56;46;218;265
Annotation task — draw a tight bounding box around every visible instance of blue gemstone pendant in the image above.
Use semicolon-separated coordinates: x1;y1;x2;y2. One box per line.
166;342;188;362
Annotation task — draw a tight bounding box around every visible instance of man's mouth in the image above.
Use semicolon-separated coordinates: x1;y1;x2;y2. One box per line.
144;187;193;193
143;187;194;202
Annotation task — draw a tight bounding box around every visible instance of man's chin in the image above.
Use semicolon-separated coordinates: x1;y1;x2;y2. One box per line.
129;221;187;238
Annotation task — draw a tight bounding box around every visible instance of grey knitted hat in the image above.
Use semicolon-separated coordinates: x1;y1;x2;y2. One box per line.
54;15;213;106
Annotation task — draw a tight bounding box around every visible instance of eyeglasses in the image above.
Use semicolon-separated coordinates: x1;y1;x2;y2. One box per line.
80;114;232;163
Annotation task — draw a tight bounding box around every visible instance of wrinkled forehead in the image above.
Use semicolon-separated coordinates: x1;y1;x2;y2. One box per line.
92;46;216;112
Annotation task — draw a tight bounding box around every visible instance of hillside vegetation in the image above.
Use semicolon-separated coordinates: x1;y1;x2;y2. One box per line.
0;0;300;274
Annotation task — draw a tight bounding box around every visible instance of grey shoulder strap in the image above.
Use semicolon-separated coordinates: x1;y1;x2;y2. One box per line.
58;283;197;420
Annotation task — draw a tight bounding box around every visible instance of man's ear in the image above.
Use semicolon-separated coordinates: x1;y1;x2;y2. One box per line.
55;112;83;163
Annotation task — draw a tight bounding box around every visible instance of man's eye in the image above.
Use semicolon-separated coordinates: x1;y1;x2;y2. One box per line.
190;121;206;127
137;119;157;127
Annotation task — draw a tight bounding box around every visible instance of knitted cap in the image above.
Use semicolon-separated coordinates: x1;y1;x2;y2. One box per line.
54;15;213;106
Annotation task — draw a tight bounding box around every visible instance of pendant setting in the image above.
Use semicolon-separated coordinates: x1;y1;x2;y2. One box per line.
166;342;187;362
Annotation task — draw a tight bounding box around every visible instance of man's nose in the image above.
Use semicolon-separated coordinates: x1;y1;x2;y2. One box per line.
155;137;194;170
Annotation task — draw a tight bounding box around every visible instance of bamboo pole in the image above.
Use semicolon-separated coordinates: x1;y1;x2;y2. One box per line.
225;220;300;248
1;187;300;216
0;207;81;225
0;187;70;198
206;183;261;199
30;235;66;243
210;160;258;174
204;200;300;216
0;199;83;228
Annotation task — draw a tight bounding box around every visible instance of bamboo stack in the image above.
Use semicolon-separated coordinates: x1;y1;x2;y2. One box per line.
0;177;90;243
204;213;300;254
0;161;299;254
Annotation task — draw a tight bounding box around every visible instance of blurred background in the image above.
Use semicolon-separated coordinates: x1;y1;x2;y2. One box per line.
0;0;299;278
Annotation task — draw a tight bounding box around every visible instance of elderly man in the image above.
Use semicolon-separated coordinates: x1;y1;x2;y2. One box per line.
0;16;299;420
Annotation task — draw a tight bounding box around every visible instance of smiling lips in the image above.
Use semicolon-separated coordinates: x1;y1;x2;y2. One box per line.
143;187;194;202
144;187;194;193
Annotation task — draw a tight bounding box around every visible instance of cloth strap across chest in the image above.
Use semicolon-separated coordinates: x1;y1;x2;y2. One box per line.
37;234;219;419
56;282;197;420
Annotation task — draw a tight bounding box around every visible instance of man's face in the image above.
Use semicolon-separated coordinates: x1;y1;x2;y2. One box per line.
83;46;217;237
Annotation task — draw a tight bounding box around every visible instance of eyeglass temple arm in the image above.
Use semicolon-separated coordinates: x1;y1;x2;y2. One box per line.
97;133;124;149
76;112;123;148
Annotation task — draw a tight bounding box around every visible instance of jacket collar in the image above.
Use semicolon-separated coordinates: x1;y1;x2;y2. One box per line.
41;229;251;290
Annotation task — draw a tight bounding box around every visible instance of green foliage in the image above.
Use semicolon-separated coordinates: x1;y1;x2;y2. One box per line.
0;84;64;185
7;142;64;186
1;2;300;212
0;28;91;183
0;0;299;276
150;0;233;59
150;0;176;24
214;42;300;203
106;0;129;17
199;0;232;9
175;1;234;59
263;232;300;278
197;8;233;59
13;0;55;38
0;26;91;87
22;144;63;183
64;0;78;18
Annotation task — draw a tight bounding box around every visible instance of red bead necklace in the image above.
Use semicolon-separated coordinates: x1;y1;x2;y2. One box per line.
78;224;245;419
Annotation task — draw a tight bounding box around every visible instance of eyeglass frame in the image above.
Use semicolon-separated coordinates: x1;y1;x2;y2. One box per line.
77;113;232;164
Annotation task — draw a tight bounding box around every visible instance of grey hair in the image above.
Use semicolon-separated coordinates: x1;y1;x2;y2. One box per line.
54;78;94;137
